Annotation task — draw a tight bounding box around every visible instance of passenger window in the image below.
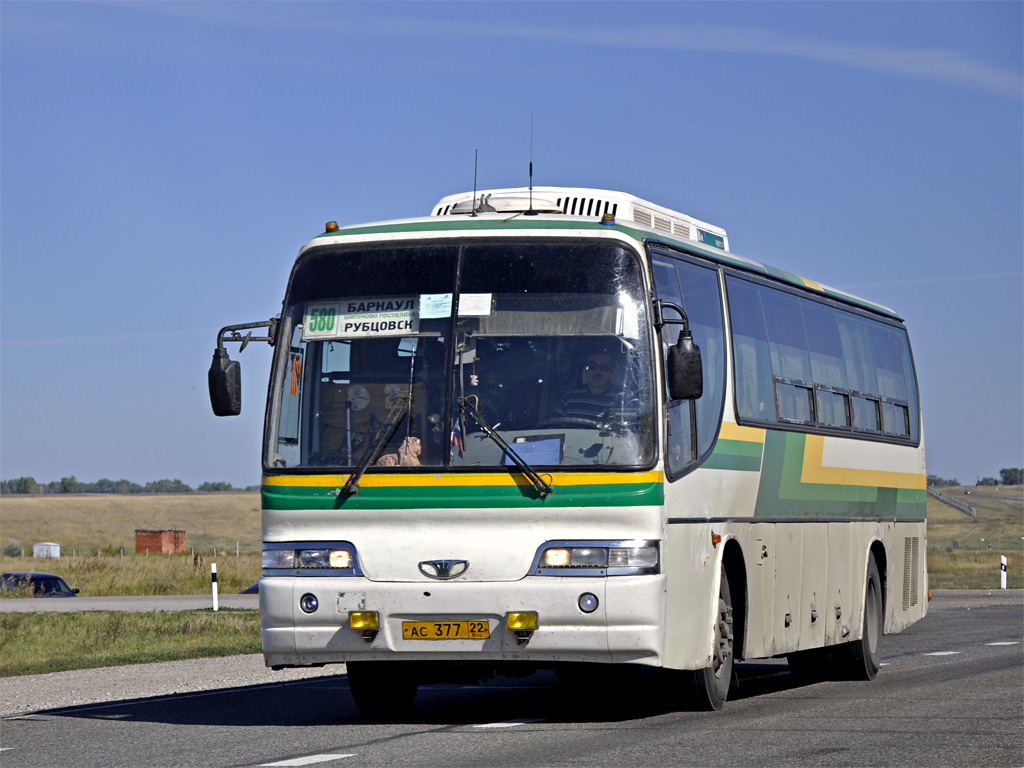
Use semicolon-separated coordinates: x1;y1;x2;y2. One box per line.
727;279;773;422
776;380;813;423
727;273;918;443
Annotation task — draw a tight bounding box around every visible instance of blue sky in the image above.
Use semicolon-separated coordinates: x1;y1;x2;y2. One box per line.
1;1;1021;488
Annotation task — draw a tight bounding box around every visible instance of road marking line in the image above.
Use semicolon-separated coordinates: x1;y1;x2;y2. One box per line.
261;755;355;766
987;641;1020;646
923;651;960;656
474;719;544;728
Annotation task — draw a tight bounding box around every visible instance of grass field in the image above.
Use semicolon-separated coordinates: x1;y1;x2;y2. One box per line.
0;609;261;677
0;492;261;554
926;486;1024;589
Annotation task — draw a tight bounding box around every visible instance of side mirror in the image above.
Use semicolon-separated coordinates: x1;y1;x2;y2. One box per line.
667;330;703;400
209;348;242;416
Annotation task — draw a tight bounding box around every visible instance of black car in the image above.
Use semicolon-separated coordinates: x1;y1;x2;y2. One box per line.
0;571;79;597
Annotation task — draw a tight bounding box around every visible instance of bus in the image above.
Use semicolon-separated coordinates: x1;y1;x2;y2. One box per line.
209;185;927;714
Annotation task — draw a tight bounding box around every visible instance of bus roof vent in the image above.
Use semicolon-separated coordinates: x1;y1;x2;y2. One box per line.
431;186;727;250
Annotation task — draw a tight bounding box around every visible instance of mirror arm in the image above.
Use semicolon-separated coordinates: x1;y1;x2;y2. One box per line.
653;299;690;332
215;318;278;352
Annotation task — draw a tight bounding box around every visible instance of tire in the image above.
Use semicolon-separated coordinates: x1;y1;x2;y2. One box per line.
693;567;735;711
346;661;418;718
842;553;883;681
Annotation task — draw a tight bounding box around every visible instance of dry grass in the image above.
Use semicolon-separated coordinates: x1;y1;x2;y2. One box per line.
926;487;1023;589
0;492;260;553
0;610;261;676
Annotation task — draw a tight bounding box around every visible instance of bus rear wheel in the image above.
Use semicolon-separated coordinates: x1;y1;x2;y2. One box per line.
346;661;418;718
693;567;735;711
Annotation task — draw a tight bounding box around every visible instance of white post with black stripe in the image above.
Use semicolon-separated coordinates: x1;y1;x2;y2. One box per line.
211;562;219;611
1001;556;1007;590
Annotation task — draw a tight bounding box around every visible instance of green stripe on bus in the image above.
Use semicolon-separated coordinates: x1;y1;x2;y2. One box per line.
262;479;665;511
704;438;763;471
754;431;926;518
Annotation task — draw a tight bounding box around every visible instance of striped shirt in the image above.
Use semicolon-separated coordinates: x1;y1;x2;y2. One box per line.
555;388;640;424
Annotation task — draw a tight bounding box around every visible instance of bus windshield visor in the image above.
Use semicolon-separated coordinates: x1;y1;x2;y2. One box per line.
266;241;655;470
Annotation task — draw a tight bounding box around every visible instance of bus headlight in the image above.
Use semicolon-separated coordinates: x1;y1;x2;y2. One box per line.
263;548;295;569
531;540;659;576
608;547;658;568
298;548;353;569
262;542;362;575
542;547;607;568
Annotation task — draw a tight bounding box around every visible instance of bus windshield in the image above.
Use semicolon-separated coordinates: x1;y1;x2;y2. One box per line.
266;240;656;471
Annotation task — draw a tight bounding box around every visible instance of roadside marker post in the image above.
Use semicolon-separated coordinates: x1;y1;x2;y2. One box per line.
1000;556;1007;590
211;562;219;611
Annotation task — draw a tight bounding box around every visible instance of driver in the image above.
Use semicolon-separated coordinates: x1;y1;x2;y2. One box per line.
555;348;638;425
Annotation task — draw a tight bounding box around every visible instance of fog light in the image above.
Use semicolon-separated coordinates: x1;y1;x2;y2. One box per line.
505;611;538;631
349;611;379;630
299;593;319;613
578;592;599;613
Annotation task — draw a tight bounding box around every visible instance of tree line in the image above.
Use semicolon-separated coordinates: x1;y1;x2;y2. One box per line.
928;468;1023;488
0;476;259;495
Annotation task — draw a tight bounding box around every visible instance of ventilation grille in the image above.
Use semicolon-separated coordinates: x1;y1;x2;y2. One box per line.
431;190;714;246
902;536;920;610
633;206;690;239
556;196;618;218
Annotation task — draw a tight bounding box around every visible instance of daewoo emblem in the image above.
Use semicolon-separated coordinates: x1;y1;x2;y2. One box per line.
418;559;470;580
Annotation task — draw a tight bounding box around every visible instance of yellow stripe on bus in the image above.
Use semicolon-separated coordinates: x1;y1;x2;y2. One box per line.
263;471;664;488
800;434;926;490
718;421;766;444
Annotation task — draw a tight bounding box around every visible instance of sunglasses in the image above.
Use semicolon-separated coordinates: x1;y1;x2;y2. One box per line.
586;362;613;373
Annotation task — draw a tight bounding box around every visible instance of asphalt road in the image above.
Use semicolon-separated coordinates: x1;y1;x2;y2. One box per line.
1;591;1021;768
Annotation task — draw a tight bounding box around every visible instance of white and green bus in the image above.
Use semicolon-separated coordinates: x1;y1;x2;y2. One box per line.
209;185;926;713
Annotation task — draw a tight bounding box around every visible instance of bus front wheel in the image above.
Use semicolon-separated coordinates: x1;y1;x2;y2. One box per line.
693;567;735;711
841;553;883;681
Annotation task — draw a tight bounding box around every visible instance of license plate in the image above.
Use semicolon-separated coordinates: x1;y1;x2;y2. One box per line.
402;620;490;640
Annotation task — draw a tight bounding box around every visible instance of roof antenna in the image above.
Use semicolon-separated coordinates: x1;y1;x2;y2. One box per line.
525;115;538;216
471;148;478;217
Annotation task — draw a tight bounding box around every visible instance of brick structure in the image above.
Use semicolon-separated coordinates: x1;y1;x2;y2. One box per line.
135;529;186;554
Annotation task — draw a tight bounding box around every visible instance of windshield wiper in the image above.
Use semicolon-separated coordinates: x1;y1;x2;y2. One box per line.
457;396;553;498
342;397;410;495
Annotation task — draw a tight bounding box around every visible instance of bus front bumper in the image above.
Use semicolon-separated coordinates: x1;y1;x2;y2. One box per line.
260;574;667;668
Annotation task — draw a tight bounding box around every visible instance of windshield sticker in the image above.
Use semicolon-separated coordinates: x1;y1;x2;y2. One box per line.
419;293;453;319
458;293;493;316
302;298;419;340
